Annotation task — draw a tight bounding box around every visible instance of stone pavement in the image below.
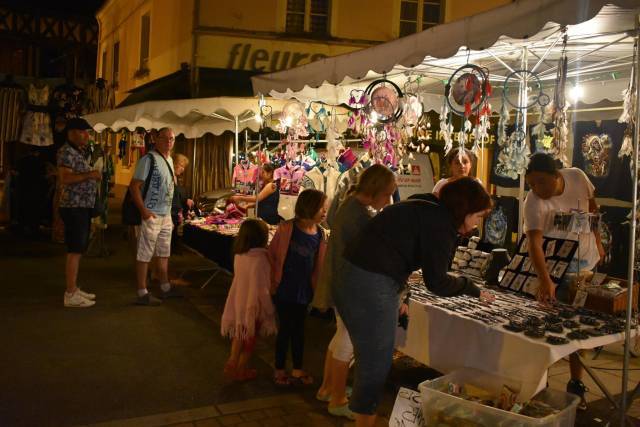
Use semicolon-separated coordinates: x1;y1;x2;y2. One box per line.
83;394;371;427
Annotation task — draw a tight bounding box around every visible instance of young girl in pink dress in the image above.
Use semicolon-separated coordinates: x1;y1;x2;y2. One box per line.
221;219;277;381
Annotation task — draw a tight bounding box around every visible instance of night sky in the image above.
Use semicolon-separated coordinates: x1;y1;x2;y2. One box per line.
0;0;105;18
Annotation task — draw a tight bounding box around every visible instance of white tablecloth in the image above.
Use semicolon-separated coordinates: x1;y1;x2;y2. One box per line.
396;291;633;400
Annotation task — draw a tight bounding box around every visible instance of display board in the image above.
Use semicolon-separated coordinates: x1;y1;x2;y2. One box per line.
498;235;578;297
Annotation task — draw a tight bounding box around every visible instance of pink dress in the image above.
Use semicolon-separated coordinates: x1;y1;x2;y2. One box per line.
221;248;277;340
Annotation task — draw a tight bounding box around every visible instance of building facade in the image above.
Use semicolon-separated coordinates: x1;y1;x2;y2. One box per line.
96;0;511;106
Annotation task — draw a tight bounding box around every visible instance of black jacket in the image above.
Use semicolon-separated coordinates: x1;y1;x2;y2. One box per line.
344;199;481;297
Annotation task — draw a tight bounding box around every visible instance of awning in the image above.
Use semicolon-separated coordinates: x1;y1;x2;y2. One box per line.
83;97;291;138
251;0;640;105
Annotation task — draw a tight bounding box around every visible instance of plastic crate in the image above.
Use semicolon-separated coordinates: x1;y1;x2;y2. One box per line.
418;368;579;427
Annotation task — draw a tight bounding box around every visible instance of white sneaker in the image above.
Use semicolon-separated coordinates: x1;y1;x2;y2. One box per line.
64;291;96;308
76;288;96;300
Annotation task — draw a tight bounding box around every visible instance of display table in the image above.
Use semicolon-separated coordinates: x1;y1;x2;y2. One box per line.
396;280;636;401
182;223;236;272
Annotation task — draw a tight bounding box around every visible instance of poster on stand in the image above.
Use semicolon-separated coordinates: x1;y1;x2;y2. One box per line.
397;153;435;200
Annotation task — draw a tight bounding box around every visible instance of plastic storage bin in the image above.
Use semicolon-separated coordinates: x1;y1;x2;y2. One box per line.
418;368;579;427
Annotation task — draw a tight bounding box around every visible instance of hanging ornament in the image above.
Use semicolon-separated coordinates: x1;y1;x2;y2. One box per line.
619;41;636;167
550;35;569;166
440;100;454;155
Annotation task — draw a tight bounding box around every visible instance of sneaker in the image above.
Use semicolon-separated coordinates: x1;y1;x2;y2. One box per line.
566;379;588;410
135;293;162;306
64;291;95;308
161;286;185;299
76;288;96;300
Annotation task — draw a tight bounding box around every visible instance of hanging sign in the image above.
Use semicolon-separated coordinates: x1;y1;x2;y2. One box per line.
397;153;435;200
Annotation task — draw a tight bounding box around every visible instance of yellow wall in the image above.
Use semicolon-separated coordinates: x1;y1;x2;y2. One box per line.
97;0;516;105
97;0;193;105
444;0;512;23
198;0;282;32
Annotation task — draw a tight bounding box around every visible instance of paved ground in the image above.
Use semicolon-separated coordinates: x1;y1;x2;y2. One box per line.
2;198;640;426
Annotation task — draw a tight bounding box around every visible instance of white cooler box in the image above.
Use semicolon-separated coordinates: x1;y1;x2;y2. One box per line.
418;368;579;427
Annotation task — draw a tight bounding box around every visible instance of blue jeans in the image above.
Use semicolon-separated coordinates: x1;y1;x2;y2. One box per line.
332;261;400;415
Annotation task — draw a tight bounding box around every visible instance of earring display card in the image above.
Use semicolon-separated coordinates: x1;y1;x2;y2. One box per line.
501;271;516;288
545;240;556;257
510;274;527;292
551;261;569;279
557;241;577;259
522;277;540;295
519;237;529;254
508;255;524;271
522;257;532;273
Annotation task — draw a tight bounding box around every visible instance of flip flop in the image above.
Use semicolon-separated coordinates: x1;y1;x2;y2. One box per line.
290;373;314;386
274;373;292;387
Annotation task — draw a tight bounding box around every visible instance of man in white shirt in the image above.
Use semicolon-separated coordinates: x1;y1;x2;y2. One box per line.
524;152;605;410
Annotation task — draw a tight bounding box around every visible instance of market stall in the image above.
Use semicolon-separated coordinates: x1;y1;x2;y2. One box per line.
250;0;640;422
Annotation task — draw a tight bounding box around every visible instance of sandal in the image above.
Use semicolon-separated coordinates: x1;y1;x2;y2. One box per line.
290;373;314;386
274;372;292;387
235;368;258;381
316;386;353;402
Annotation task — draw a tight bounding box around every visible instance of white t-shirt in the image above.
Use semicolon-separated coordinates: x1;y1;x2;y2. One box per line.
432;176;482;195
523;168;599;271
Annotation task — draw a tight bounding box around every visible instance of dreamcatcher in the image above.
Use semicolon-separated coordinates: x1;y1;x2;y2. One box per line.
618;39;636;166
495;69;550;179
550;35;570;166
277;100;308;140
443;63;492;156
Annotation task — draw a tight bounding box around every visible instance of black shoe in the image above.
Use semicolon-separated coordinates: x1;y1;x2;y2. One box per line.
161;286;185;299
135;293;162;306
566;379;588;410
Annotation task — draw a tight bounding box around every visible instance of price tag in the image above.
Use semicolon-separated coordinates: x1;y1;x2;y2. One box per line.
573;288;589;307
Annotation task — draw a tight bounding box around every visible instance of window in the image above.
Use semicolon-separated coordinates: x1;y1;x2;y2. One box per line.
399;0;442;37
112;42;120;86
139;13;150;71
101;50;107;78
286;0;330;35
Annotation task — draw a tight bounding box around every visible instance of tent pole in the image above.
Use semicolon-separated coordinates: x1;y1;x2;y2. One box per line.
621;17;640;426
234;116;239;178
192;137;197;197
517;47;529;240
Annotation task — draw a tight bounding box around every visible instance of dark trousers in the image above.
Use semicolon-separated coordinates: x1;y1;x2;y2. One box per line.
275;301;308;370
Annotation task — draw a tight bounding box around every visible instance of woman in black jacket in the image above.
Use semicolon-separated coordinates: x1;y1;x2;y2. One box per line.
333;177;493;427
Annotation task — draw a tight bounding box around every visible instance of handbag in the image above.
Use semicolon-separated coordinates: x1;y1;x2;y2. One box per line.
91;190;105;218
121;153;156;225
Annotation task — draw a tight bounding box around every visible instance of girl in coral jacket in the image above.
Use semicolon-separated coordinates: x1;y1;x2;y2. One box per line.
268;189;329;386
221;219;277;381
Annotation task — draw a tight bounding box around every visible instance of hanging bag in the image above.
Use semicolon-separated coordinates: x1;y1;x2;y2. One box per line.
121;153;156;225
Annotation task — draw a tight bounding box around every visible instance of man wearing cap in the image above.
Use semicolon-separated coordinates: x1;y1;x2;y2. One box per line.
57;118;100;308
129;127;181;305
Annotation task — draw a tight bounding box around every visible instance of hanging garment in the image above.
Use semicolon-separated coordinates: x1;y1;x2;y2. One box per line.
598;205;631;277
0;85;25;171
232;162;258;195
51;83;86;119
300;166;324;192
572;120;632;201
19;84;54;147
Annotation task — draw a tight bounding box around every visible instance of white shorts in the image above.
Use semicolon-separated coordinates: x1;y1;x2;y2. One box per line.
136;214;173;262
328;312;354;363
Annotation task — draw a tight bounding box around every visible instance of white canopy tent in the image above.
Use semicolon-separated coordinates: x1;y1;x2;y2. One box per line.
252;0;639;106
83;96;294;182
251;1;640;423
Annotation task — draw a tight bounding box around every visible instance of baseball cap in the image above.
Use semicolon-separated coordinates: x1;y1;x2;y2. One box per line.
66;117;93;132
